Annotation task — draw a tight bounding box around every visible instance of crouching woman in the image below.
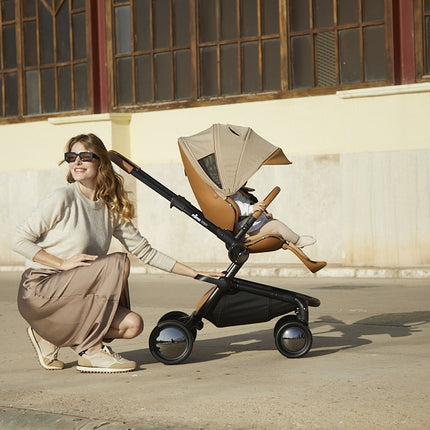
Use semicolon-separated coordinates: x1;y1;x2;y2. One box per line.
12;133;220;373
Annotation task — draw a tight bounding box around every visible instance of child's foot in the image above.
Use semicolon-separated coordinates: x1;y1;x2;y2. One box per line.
295;235;316;248
27;327;64;370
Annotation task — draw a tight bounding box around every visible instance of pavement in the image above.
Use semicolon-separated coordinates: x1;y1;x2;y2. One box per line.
0;268;429;429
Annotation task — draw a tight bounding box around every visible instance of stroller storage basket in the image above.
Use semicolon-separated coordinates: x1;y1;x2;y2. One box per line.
204;289;298;328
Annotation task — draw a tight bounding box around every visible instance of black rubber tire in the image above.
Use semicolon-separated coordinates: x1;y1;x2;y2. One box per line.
274;318;313;358
149;320;194;365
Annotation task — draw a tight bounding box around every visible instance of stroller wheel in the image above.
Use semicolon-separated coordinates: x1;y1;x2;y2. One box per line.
157;311;188;324
274;317;312;358
157;311;197;339
273;315;300;337
149;320;194;365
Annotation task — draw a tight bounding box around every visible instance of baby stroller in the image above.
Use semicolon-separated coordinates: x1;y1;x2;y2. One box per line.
109;124;326;365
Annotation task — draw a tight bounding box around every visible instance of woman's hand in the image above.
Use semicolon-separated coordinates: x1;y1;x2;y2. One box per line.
172;262;223;279
33;249;98;271
197;271;224;279
59;253;98;271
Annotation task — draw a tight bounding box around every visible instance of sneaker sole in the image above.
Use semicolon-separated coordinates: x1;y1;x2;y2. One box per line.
27;327;63;371
76;365;135;374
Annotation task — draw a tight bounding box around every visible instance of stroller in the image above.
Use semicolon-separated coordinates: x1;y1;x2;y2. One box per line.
109;124;326;365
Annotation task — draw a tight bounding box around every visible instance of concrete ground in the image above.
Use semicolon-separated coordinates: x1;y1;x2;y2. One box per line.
0;270;429;429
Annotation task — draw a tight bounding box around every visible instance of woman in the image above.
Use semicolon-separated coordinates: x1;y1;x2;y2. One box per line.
12;133;221;374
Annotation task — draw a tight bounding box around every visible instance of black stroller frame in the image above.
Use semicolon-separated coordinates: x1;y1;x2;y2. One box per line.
110;151;320;364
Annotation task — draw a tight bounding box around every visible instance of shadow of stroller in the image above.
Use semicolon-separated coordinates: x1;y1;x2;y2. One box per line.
307;310;430;357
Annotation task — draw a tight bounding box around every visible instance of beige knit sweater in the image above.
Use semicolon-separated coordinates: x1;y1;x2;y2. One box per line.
11;182;176;272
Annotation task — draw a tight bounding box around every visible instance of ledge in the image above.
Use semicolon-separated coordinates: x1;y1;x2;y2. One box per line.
2;264;429;279
336;82;430;99
48;113;132;125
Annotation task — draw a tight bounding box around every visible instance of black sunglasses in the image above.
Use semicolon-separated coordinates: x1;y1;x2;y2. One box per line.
64;151;99;163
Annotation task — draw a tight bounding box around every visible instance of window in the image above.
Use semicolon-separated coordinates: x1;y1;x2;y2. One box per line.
0;0;91;121
198;0;282;97
0;0;19;117
108;0;284;108
0;1;411;121
109;0;391;111
109;0;193;106
288;0;389;89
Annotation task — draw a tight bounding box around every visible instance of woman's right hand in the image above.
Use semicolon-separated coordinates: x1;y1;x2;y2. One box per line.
59;253;99;271
33;249;98;271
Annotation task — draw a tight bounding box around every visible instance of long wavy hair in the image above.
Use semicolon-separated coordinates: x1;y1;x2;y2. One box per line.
63;133;135;221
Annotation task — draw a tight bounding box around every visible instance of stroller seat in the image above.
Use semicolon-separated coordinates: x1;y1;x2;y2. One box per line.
179;144;326;272
180;144;285;251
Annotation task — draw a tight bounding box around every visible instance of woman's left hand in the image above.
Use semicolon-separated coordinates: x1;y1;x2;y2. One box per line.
197;271;224;279
172;262;223;279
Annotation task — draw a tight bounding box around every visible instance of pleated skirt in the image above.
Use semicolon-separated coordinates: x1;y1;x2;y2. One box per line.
17;252;130;353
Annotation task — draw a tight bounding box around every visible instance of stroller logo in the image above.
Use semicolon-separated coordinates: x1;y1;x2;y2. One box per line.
191;213;202;222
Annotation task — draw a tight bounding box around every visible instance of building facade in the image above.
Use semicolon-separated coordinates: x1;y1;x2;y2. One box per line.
1;0;429;271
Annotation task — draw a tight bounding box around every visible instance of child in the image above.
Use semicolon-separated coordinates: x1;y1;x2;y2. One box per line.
231;187;316;248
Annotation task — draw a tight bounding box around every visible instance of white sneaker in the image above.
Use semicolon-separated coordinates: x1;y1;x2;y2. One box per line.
76;345;136;373
27;327;64;370
295;235;316;248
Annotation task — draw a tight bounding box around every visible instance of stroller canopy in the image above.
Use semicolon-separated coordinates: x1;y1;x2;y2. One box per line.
178;124;291;199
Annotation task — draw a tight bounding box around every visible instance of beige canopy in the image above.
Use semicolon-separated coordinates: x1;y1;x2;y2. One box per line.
178;124;291;199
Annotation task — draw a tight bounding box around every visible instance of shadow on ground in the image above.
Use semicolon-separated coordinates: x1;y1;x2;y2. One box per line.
101;310;430;366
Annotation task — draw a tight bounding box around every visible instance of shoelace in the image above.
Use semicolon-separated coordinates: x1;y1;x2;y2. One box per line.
44;346;61;364
53;347;60;359
102;345;123;360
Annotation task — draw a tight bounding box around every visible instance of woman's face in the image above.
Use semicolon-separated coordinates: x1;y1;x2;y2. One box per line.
69;141;99;186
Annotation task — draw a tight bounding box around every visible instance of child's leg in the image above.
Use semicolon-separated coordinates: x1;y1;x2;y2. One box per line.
257;219;300;244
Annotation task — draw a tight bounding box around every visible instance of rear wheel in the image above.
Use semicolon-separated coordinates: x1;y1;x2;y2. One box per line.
149;320;194;365
274;316;312;358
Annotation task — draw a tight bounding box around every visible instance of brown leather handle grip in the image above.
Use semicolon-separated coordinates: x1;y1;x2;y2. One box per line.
252;186;280;219
109;150;140;174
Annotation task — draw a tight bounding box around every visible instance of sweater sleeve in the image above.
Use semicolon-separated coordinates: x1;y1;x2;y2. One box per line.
113;219;176;272
11;188;67;261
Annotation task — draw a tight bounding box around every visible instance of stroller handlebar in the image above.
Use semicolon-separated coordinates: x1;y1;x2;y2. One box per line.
109;150;140;174
252;186;280;219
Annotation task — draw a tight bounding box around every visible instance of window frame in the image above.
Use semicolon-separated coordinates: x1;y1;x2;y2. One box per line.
0;0;95;124
414;0;430;82
0;0;415;122
106;0;395;114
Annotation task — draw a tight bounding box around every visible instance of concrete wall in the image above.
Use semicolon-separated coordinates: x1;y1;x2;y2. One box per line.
2;83;430;269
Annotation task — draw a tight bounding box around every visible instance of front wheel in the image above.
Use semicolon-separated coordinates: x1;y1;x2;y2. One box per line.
274;317;313;358
157;311;197;339
157;311;189;324
149;320;194;365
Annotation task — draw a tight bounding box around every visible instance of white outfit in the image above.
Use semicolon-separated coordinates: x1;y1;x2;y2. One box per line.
231;190;300;244
231;191;270;233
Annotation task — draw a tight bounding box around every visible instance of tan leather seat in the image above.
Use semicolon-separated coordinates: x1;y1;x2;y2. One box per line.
180;146;285;254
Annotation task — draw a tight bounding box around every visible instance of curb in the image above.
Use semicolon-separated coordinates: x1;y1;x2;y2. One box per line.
0;407;165;430
133;263;430;280
1;264;430;279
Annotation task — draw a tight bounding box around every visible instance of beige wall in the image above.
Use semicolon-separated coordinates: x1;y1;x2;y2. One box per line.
2;83;430;269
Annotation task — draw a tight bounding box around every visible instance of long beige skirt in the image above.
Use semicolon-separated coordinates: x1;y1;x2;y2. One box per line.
17;252;130;353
